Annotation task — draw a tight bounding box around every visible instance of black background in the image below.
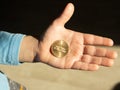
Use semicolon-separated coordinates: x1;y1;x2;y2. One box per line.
0;0;120;44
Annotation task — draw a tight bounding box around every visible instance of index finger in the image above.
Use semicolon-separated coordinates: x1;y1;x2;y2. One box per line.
83;34;114;46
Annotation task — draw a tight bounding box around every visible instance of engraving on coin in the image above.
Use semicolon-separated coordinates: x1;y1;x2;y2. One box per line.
50;40;69;58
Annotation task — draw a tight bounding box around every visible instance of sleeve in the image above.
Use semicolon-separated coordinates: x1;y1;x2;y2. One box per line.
0;31;25;65
0;72;10;90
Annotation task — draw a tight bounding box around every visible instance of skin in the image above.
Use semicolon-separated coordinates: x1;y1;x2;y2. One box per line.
19;3;118;71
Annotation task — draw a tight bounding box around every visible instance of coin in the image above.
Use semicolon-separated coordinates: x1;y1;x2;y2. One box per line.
50;40;69;58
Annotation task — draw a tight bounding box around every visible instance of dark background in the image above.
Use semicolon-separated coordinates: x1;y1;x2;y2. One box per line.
0;0;120;44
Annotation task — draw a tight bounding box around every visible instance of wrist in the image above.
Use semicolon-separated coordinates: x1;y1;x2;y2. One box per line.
19;36;39;62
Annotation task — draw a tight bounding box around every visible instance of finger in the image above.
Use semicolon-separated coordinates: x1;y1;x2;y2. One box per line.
83;33;114;46
53;3;74;26
72;61;99;71
84;45;117;59
81;55;114;67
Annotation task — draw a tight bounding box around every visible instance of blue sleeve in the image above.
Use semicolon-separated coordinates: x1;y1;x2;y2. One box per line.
0;31;25;65
0;72;10;90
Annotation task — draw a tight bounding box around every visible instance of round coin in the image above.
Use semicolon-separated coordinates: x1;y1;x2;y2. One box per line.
50;40;69;58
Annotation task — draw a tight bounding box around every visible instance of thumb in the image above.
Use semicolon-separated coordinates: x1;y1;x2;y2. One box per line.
54;3;74;26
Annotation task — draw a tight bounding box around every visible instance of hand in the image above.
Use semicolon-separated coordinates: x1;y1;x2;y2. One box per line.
38;3;117;71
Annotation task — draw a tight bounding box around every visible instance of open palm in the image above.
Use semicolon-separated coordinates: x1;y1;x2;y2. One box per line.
38;3;117;71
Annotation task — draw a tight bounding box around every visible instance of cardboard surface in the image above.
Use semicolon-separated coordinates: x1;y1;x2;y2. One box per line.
0;46;120;90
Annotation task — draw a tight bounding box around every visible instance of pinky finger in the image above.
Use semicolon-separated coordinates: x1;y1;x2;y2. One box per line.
72;61;99;71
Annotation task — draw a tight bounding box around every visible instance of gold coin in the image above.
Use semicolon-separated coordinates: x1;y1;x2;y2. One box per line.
50;40;69;58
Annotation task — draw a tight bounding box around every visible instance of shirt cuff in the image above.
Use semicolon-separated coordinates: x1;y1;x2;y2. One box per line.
0;31;25;65
9;33;26;65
